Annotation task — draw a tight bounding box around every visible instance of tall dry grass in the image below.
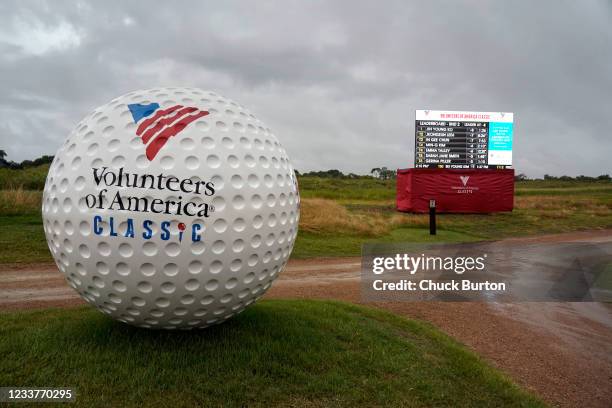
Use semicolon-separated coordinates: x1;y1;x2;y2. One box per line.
515;195;611;217
0;188;42;216
298;195;611;237
2;189;608;234
299;198;427;236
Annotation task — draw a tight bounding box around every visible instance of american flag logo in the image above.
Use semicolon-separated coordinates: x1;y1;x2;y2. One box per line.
128;102;209;160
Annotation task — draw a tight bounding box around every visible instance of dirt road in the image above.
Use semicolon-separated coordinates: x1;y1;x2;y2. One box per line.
1;229;611;407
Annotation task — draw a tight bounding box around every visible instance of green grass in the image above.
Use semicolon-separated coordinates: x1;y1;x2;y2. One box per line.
292;187;611;258
0;216;484;261
0;300;545;408
0;215;49;263
299;177;396;200
0;164;49;190
297;176;612;201
292;229;481;258
515;179;611;189
0;170;610;262
515;186;612;196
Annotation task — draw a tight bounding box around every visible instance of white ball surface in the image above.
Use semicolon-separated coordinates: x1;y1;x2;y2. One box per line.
42;87;300;329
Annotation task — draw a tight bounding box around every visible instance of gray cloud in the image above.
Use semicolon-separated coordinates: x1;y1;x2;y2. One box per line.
0;0;610;177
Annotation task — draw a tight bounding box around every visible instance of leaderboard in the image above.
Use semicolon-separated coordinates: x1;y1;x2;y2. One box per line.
414;110;514;169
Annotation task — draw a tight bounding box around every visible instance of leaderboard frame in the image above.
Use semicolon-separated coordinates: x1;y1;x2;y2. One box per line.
414;110;514;169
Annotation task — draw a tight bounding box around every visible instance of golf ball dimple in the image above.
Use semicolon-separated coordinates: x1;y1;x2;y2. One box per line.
42;87;300;329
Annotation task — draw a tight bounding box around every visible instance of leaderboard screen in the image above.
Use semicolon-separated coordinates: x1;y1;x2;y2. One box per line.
414;110;514;169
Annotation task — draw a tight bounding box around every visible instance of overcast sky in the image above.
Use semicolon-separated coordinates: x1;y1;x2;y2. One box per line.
0;1;610;177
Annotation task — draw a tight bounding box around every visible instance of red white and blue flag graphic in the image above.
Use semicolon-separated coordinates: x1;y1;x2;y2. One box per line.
128;102;209;160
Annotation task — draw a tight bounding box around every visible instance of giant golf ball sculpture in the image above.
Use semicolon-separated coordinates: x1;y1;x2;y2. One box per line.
42;88;300;329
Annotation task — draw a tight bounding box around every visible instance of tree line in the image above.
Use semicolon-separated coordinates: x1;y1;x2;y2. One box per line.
295;167;397;179
296;169;610;182
1;150;609;182
0;150;54;169
514;173;610;181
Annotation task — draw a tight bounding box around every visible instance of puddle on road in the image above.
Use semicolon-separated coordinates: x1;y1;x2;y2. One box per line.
491;302;612;363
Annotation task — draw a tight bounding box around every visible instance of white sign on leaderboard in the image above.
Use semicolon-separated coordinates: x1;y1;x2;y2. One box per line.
415;110;514;169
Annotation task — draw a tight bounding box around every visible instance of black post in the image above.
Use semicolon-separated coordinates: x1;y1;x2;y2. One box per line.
429;199;436;235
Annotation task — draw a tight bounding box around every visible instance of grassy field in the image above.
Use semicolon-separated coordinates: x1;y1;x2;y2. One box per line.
1;168;601;407
0;299;544;407
0;167;610;262
0;164;49;190
299;176;612;200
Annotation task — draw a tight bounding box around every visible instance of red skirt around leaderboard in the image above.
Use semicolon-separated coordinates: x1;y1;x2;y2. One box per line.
396;168;514;213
